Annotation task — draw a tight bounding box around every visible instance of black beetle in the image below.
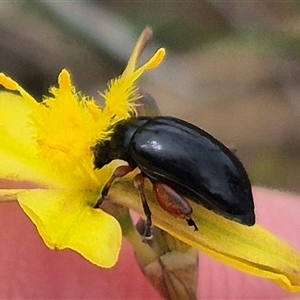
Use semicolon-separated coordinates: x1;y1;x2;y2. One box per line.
93;116;255;239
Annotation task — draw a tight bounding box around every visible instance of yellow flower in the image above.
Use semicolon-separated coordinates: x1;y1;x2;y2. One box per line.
1;27;300;295
0;28;165;268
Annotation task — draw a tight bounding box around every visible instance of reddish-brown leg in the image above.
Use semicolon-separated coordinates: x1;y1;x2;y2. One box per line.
94;165;133;208
153;182;198;231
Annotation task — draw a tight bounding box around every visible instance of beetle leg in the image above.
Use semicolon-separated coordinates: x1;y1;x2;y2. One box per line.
153;182;198;231
94;165;133;208
134;173;153;241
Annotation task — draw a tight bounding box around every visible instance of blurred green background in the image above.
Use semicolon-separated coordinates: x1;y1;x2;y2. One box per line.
1;1;300;193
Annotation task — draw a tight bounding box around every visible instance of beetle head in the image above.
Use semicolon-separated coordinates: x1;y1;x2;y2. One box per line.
92;141;112;169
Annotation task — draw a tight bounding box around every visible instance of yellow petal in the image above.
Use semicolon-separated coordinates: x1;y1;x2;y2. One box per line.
0;128;80;189
109;180;300;292
0;92;92;188
17;189;122;268
0;189;22;202
0;92;37;151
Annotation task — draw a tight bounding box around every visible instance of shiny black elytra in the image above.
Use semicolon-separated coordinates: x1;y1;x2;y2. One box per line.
93;116;255;240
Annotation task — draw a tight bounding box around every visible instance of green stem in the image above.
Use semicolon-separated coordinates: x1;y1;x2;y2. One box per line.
104;193;157;267
124;227;157;267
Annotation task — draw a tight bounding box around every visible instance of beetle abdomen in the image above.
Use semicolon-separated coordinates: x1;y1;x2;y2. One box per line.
129;116;255;225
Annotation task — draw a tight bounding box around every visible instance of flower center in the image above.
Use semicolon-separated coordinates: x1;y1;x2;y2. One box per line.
33;71;104;180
